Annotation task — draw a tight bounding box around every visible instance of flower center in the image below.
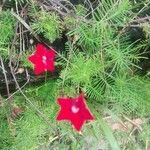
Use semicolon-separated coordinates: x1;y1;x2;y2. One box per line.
42;56;47;64
71;106;79;113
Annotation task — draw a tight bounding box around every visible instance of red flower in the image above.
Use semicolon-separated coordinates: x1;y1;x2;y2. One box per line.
56;93;95;131
28;43;56;75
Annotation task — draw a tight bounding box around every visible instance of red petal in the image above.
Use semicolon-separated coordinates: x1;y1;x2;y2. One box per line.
34;63;45;75
46;61;55;72
78;94;95;120
56;97;73;120
28;54;41;64
71;118;85;131
36;43;47;55
47;48;56;58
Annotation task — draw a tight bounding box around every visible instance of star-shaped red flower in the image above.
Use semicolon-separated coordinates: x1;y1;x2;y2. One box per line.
56;93;95;131
28;43;56;75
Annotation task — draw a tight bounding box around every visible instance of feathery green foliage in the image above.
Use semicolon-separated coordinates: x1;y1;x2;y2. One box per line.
21;51;33;68
0;106;13;150
0;10;15;58
94;0;132;25
32;11;62;43
105;75;150;116
60;52;102;86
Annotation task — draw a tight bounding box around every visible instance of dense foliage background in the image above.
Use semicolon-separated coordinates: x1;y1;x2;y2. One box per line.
0;0;150;149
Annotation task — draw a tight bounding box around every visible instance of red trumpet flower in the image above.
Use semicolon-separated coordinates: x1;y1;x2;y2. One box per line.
56;93;94;131
28;43;56;75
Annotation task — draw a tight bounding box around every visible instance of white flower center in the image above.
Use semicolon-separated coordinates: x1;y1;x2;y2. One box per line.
42;56;47;64
71;106;79;113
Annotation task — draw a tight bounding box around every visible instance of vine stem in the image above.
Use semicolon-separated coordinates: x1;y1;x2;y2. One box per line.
0;57;10;97
0;57;15;135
